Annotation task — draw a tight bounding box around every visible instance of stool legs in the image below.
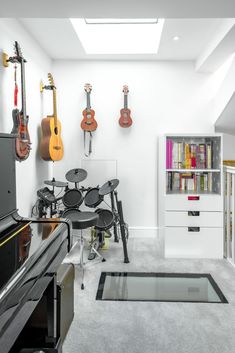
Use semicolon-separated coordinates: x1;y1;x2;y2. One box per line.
80;230;85;290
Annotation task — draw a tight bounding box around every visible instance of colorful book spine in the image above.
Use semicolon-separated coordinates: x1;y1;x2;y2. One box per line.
199;144;206;169
190;144;197;168
206;142;212;169
166;139;173;169
185;144;191;169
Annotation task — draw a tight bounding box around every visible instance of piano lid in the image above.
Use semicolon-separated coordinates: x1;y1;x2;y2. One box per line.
0;220;61;292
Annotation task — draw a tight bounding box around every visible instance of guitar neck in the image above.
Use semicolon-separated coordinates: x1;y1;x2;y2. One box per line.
53;88;58;127
21;59;27;123
124;94;128;109
86;92;91;111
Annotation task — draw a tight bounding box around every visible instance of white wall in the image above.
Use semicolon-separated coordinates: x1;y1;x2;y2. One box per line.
0;19;52;216
52;60;215;231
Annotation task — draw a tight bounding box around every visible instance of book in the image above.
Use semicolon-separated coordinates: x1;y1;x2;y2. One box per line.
206;142;213;169
198;144;206;169
185;144;191;169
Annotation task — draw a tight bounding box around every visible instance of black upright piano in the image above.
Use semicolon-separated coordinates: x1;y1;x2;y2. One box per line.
0;133;71;353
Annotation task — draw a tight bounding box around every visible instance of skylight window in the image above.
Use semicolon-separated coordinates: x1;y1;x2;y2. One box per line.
70;18;165;54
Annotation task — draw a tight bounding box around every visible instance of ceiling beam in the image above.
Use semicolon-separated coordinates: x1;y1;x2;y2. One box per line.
213;57;235;133
196;19;235;73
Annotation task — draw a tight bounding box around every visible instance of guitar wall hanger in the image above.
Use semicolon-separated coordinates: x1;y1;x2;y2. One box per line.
2;52;9;67
2;52;27;68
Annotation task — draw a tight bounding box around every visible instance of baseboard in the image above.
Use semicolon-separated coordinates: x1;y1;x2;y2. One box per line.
128;227;160;238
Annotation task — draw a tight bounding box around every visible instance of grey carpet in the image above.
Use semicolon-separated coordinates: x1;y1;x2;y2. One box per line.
62;232;235;353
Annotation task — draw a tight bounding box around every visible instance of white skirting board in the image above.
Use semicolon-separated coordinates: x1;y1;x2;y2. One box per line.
128;227;159;238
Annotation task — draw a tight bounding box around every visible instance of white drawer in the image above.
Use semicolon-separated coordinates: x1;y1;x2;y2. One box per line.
164;227;223;259
165;211;223;227
165;195;222;212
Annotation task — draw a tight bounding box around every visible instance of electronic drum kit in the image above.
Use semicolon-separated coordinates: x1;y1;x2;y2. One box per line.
42;168;124;242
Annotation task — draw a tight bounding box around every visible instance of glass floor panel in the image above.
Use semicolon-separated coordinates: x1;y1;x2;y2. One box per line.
96;272;228;303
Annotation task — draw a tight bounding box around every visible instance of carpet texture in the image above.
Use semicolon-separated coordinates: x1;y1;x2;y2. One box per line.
62;232;235;353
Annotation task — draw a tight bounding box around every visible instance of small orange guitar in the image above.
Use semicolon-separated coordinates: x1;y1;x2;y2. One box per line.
119;85;133;128
40;73;64;161
81;83;97;132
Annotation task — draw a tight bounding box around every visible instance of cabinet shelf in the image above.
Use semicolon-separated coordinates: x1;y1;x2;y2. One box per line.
166;190;220;195
166;169;220;173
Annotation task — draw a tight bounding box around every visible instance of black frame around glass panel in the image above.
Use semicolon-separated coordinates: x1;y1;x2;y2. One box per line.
96;272;228;303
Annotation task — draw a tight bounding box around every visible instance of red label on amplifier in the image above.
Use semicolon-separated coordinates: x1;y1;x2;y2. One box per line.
188;196;200;201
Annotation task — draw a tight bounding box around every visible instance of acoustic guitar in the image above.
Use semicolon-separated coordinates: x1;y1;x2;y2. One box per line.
119;85;133;128
81;83;97;132
40;73;64;161
11;41;31;160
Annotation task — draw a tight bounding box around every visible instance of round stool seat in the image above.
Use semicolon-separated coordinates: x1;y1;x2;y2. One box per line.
64;211;99;230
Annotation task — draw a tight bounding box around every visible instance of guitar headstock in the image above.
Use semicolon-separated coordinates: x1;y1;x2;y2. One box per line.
48;73;56;89
123;85;129;95
84;83;92;93
14;41;24;63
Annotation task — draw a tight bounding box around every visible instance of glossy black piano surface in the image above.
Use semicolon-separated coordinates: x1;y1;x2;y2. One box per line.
0;133;71;352
0;218;66;292
0;217;69;353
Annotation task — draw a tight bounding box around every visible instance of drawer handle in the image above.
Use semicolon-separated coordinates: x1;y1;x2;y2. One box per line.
188;196;200;201
188;227;200;232
188;211;200;217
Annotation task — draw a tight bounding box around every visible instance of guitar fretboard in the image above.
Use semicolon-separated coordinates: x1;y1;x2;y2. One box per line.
124;94;128;109
86;91;91;111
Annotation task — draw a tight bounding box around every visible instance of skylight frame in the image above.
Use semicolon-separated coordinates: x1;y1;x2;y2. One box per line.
70;18;165;55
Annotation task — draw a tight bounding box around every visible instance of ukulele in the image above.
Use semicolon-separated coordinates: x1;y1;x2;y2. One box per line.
81;83;97;131
40;73;64;161
119;85;133;128
11;41;31;160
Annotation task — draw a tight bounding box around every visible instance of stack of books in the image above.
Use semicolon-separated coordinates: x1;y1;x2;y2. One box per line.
166;139;213;169
167;172;213;192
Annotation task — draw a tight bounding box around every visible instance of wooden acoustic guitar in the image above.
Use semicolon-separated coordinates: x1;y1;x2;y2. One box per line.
81;83;97;131
119;85;133;128
40;73;64;161
11;41;31;160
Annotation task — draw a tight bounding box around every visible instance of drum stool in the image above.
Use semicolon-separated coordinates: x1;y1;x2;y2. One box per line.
63;211;102;289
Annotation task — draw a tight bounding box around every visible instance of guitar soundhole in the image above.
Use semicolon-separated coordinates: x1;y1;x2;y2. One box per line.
54;127;58;135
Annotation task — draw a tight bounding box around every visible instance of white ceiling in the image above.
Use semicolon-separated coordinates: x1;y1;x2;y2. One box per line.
20;18;224;61
1;0;235;18
1;0;235;67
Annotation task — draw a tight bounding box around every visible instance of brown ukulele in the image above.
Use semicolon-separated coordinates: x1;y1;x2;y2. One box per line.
119;85;133;128
81;83;97;131
40;73;64;161
11;41;31;160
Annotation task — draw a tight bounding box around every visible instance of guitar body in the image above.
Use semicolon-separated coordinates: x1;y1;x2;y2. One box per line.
119;108;133;128
40;116;64;161
11;109;31;160
81;108;98;131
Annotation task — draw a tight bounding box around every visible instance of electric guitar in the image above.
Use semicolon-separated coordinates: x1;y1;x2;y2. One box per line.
11;41;31;160
119;85;133;128
81;83;97;131
40;73;64;161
